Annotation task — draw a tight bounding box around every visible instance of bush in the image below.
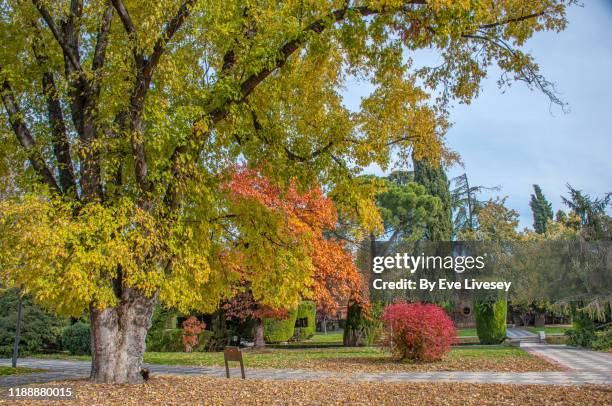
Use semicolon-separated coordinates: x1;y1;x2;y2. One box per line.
192;330;214;352
566;307;597;348
0;289;66;356
294;301;316;340
382;302;456;362
343;301;383;346
263;309;297;343
146;329;183;352
592;327;612;351
150;305;178;331
474;297;507;344
62;322;91;355
181;316;205;352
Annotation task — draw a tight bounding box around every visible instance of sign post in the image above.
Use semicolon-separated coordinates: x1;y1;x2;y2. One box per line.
223;346;245;379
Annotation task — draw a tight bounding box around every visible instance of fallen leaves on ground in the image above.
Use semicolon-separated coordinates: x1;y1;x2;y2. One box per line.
285;354;564;373
3;376;609;406
142;346;564;373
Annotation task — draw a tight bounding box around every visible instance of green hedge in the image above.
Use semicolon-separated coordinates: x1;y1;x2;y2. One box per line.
263;309;297;343
343;301;383;346
294;301;316;340
474;297;507;344
62;322;91;355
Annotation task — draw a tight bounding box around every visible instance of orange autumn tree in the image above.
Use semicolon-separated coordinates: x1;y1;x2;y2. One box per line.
223;167;365;345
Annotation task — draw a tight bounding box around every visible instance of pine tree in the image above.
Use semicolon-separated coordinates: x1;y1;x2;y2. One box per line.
529;184;553;234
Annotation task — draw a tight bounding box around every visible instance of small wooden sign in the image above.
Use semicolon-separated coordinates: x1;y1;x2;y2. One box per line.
224;346;245;379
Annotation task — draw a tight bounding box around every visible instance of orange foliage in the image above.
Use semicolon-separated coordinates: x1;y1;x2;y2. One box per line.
224;167;365;315
181;316;205;352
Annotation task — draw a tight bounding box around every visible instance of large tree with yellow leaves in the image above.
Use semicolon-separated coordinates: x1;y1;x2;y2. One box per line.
0;0;572;382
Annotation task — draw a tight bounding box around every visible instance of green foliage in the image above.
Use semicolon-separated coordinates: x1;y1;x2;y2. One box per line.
566;306;597;348
459;197;520;242
0;289;65;357
438;300;455;318
591;327;612;351
413;159;453;241
150;305;179;331
146;329;183;352
61;322;91;356
264;309;298;343
561;185;612;240
343;302;383;347
294;301;316;340
377;177;444;242
530;185;554;234
474;297;507;345
146;327;213;353
192;331;214;352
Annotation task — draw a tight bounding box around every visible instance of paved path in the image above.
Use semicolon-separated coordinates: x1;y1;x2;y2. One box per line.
522;343;612;371
506;327;540;341
2;346;611;387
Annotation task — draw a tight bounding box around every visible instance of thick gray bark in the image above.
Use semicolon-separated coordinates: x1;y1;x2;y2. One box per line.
89;288;157;383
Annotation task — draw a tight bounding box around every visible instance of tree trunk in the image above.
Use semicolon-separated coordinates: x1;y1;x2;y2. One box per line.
253;318;265;349
89;288;157;383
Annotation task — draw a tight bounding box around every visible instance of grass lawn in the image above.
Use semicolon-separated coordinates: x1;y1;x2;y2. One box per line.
292;328;477;343
309;331;343;343
0;366;43;376
526;325;570;335
34;345;560;373
30;376;611;406
457;328;477;337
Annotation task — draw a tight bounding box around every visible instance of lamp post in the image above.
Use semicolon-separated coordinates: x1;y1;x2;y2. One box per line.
11;285;23;368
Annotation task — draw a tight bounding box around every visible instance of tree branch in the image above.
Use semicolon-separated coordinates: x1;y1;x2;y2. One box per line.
162;1;424;209
111;0;136;37
92;3;114;72
41;70;78;197
31;0;82;73
478;12;546;30
1;76;60;194
145;0;196;79
112;0;196;196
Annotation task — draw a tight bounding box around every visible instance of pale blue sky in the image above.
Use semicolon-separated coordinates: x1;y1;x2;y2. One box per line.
344;1;612;229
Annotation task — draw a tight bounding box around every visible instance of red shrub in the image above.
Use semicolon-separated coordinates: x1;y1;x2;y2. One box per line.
182;316;205;352
382;302;457;362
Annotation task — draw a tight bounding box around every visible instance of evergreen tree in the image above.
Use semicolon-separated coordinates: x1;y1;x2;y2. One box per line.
451;174;499;237
529;184;553;234
561;185;612;240
413;159;453;241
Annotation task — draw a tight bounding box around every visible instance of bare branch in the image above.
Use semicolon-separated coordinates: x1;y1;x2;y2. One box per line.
478;12;546;30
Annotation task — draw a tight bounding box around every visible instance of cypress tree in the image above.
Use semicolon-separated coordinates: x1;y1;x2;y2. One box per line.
413;159;453;241
529;184;553;234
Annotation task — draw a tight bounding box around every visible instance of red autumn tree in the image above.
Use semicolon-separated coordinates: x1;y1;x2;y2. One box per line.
222;167;365;344
181;316;205;353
